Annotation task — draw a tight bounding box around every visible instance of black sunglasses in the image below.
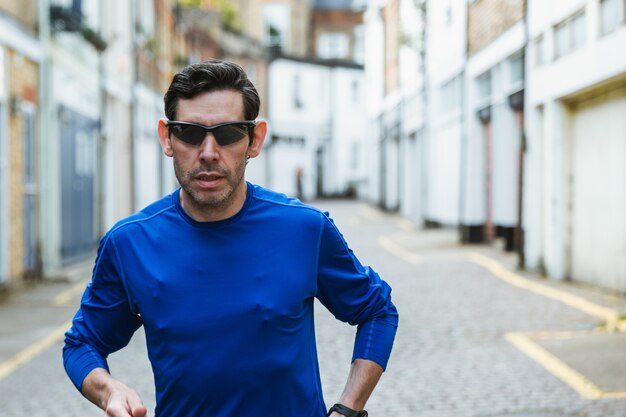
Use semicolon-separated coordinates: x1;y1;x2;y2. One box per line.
166;120;256;147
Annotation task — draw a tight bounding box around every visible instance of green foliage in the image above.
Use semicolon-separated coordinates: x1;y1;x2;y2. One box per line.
214;0;241;32
177;0;241;32
177;0;202;7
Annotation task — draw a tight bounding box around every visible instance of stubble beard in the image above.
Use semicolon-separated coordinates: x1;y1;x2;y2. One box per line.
173;156;247;213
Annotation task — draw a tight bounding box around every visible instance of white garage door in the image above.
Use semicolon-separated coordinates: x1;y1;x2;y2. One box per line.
570;86;626;292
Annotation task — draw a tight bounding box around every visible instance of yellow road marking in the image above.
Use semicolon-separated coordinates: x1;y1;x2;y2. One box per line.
467;252;626;399
395;218;415;232
0;320;72;381
378;236;421;264
52;281;87;307
360;206;384;221
506;332;626;399
466;252;621;330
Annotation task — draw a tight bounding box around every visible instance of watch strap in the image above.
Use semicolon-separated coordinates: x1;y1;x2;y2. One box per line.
327;403;368;417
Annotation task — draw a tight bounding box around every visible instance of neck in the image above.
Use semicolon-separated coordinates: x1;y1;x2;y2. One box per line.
180;182;248;222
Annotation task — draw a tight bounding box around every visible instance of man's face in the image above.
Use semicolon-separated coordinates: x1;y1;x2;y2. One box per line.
157;89;265;221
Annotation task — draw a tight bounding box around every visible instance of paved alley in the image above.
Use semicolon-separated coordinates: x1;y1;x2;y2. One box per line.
1;199;625;417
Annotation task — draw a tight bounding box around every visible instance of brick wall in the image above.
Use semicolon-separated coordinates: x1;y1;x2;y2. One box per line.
0;0;38;30
311;8;364;59
384;0;400;95
7;51;38;282
468;0;525;56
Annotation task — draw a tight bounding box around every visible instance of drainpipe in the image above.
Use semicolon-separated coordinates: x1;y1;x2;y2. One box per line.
38;0;54;278
96;0;106;237
458;1;469;242
129;0;137;213
417;0;428;226
517;0;529;269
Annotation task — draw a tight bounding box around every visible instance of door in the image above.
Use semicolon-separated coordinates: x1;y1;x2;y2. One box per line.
0;102;6;282
59;106;98;263
22;106;38;276
570;86;626;292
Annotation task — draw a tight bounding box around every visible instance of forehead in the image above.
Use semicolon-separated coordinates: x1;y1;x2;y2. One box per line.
176;89;245;122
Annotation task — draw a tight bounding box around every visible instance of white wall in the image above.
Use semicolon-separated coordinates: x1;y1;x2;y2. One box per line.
267;59;330;199
101;0;134;229
363;1;385;204
0;11;41;63
569;90;626;291
464;22;526;228
525;0;626;285
424;0;466;225
267;58;366;200
134;84;168;210
330;67;368;195
0;47;7;281
40;42;100;275
398;0;426;224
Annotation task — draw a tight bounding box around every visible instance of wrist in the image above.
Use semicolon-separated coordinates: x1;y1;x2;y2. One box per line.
327;403;368;417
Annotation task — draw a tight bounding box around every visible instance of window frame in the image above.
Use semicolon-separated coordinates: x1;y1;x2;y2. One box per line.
553;9;586;60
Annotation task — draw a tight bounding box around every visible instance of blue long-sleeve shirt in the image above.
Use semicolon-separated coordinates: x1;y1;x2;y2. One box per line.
63;183;398;417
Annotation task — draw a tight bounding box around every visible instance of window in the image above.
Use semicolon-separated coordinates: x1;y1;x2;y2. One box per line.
600;0;624;35
246;64;257;84
554;20;569;58
534;35;544;67
572;12;586;49
263;4;289;48
554;11;586;59
353;25;365;64
317;32;350;60
293;74;303;109
476;72;491;107
352;80;360;102
600;0;619;34
439;74;462;114
508;53;524;86
445;2;453;26
267;24;283;48
351;142;359;170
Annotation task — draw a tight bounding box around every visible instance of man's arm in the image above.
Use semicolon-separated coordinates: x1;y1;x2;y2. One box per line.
82;368;147;417
316;213;399;415
329;359;383;416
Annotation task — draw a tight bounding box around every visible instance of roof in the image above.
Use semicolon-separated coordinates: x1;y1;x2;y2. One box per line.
313;0;365;11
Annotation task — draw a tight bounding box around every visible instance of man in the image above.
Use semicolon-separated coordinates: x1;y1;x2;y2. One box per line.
63;59;398;417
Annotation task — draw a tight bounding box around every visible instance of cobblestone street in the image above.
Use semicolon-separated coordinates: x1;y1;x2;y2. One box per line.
1;199;625;417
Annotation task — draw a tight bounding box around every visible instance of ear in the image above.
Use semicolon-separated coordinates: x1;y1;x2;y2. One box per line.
158;118;174;157
246;120;267;159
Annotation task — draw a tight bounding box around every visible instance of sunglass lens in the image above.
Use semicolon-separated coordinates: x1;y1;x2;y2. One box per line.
213;124;249;146
171;124;206;145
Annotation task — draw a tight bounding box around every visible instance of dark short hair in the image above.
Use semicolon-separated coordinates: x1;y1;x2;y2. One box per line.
164;59;260;121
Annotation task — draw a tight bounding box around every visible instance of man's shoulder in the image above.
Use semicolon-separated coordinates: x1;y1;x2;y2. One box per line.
108;191;177;236
250;183;323;218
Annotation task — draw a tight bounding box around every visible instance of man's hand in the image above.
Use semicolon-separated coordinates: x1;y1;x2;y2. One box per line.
82;368;147;417
103;384;147;417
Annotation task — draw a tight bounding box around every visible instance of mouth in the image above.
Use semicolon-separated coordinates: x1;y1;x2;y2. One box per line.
194;172;225;188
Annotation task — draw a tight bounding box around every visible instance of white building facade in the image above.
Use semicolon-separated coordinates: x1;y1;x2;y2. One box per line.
423;0;467;227
261;56;366;200
524;0;626;291
363;0;427;224
0;41;8;282
362;0;385;206
462;2;526;251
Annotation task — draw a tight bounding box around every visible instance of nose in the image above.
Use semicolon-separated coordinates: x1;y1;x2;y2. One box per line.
198;133;220;161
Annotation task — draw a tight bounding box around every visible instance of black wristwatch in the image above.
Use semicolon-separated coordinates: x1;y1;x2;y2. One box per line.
327;403;368;417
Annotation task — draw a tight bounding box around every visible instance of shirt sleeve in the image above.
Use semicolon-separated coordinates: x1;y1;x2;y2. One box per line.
62;231;143;392
315;213;399;371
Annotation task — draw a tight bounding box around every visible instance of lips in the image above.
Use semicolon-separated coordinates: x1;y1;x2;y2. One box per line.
194;172;224;188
